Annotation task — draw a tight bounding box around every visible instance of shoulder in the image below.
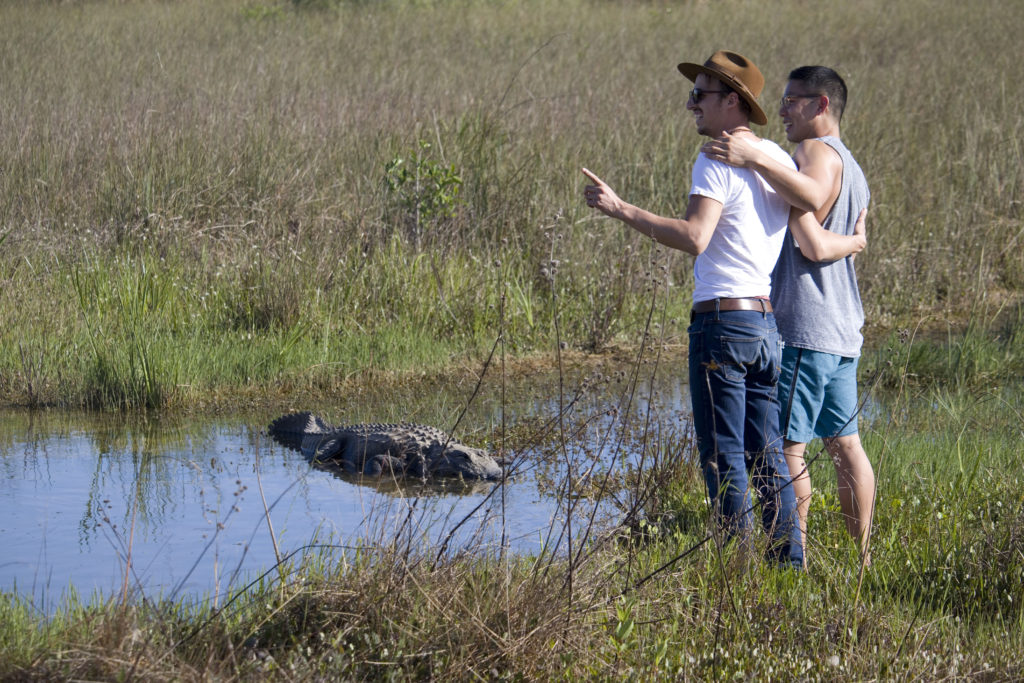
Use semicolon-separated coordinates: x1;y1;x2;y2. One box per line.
690;154;739;204
692;152;733;183
794;138;842;168
754;138;797;169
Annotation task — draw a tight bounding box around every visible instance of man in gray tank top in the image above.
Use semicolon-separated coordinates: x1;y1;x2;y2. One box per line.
702;66;875;565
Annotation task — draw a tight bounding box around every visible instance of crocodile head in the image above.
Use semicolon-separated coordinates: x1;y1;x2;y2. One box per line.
429;444;503;481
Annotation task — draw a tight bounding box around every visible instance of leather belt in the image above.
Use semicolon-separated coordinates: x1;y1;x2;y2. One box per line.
692;297;772;314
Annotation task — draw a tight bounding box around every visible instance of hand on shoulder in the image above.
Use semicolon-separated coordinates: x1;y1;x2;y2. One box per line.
700;130;762;168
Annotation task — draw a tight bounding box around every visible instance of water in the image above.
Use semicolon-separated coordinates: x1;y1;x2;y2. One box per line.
0;358;694;610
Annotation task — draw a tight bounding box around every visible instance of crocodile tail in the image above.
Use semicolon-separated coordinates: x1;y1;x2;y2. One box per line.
267;411;330;451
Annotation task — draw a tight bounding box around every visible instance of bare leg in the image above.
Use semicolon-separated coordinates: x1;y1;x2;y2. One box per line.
783;439;811;568
823;433;875;562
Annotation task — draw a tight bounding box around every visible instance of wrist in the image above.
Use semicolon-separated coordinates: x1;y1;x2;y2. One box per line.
611;200;634;222
747;149;771;172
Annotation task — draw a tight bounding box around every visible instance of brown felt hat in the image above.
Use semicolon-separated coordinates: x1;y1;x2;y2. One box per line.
677;50;768;125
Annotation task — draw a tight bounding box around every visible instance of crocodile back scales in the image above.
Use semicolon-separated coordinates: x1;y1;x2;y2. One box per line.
267;411;501;480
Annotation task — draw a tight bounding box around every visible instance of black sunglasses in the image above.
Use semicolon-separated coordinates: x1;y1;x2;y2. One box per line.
688;87;730;103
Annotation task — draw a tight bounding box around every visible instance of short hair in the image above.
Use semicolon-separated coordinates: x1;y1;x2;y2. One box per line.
788;65;847;122
719;82;753;117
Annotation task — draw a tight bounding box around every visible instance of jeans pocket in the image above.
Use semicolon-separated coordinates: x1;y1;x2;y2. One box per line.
715;334;764;381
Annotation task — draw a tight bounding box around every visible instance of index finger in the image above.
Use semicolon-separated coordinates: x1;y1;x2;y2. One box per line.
581;167;602;184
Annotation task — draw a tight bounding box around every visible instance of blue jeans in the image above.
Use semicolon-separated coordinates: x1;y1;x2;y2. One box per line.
688;308;803;567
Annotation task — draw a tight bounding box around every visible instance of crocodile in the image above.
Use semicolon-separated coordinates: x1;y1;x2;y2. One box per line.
267;412;503;481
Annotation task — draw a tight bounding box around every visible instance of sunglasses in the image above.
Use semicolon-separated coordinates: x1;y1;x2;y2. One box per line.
688;87;730;103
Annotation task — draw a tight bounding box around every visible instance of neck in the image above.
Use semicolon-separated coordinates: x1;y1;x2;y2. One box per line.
822;124;841;139
724;123;758;141
811;116;841;140
720;114;754;138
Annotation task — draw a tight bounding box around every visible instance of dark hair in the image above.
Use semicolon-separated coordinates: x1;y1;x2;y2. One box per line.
788;65;847;122
719;83;752;117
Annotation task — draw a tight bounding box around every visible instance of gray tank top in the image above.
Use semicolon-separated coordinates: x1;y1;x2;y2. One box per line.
770;136;869;357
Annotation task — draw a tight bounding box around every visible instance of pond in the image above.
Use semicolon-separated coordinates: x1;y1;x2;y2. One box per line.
0;355;694;612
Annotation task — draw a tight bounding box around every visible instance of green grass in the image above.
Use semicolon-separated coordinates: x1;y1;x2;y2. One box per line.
1;0;1022;408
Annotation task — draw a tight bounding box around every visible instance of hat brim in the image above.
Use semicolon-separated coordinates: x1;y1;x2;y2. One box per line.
677;62;768;126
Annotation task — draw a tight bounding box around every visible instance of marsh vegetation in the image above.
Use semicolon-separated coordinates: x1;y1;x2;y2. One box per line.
1;0;1022;411
1;0;1023;679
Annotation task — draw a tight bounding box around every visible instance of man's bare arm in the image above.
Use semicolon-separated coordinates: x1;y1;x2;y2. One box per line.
582;168;721;256
701;132;839;214
788;208;867;262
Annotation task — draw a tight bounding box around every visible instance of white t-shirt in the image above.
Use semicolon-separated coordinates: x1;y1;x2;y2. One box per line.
688;139;795;303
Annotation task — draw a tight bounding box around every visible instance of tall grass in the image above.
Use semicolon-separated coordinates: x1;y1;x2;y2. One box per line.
0;0;1022;408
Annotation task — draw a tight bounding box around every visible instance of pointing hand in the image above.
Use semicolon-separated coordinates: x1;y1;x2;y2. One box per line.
581;167;624;218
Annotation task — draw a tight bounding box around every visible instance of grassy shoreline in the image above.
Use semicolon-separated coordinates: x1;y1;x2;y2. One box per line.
2;370;1023;680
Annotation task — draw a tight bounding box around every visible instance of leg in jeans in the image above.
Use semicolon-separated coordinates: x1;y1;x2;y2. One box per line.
741;318;802;567
689;309;802;566
689;313;753;538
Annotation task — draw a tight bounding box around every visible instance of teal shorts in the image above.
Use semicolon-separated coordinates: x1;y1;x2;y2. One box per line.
777;345;859;442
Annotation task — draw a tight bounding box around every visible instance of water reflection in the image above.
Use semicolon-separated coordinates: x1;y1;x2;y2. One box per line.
309;459;501;497
0;356;695;611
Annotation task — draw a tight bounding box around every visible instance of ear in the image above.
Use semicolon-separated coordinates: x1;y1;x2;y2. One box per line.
817;95;831;116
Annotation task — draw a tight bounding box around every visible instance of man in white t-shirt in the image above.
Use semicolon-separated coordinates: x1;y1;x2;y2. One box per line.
581;50;806;566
